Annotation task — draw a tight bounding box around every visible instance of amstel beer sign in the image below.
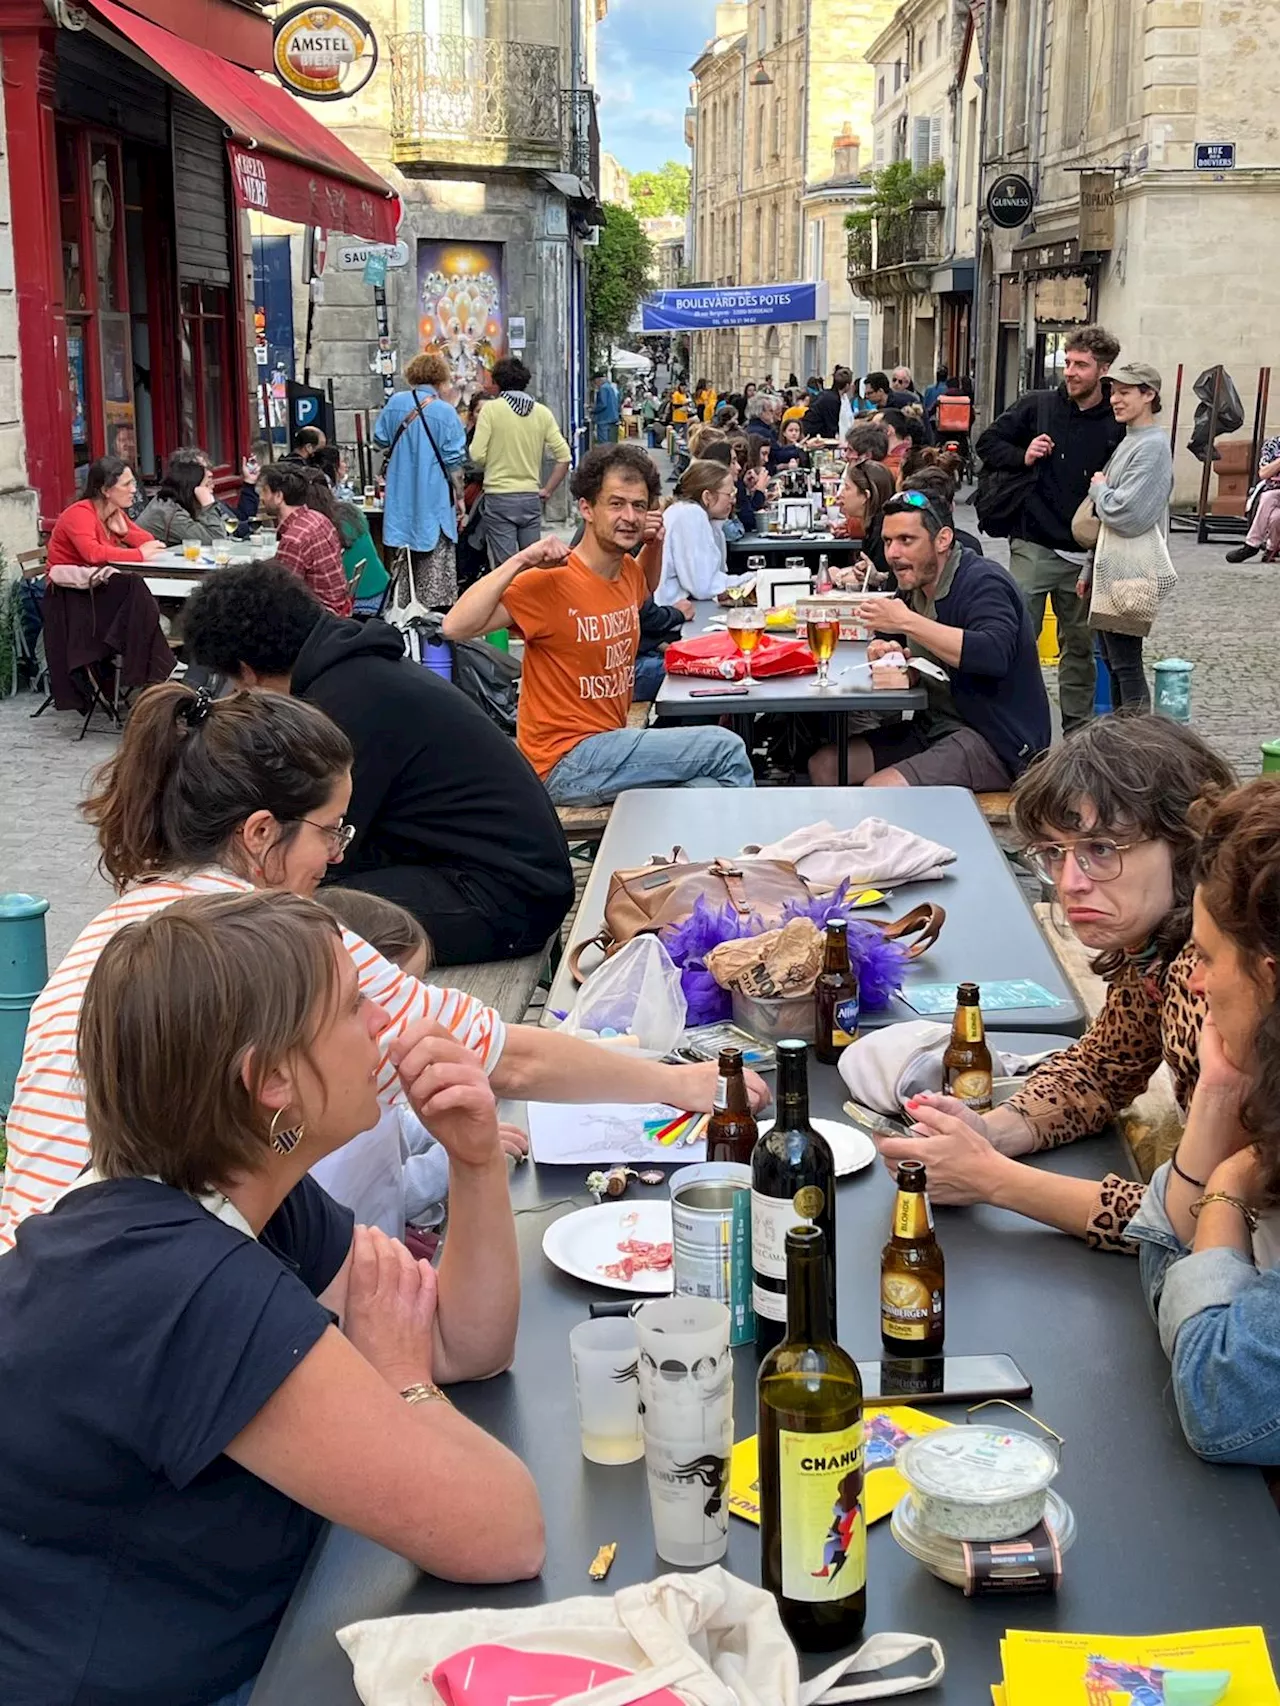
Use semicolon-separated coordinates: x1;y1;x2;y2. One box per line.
272;4;378;101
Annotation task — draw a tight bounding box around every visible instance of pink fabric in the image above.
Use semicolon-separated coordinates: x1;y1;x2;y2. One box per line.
431;1644;686;1706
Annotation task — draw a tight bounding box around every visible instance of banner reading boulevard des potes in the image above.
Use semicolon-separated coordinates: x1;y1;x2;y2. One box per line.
640;281;830;332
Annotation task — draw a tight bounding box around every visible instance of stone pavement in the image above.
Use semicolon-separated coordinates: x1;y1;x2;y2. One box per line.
0;511;1274;971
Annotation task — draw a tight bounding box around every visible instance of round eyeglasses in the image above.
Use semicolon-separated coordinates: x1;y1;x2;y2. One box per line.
1025;836;1151;884
296;817;355;857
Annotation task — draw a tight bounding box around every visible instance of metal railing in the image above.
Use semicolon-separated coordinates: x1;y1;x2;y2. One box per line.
847;207;944;287
562;87;600;193
390;32;564;171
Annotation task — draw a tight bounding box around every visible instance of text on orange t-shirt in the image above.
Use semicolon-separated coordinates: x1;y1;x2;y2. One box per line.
502;550;645;778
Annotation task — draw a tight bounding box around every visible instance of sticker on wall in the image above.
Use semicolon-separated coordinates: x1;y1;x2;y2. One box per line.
272;4;378;102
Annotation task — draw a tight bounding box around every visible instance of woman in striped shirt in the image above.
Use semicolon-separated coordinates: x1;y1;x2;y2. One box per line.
2;681;758;1251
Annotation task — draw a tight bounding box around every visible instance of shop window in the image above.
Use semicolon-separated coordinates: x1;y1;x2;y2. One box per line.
180;284;235;472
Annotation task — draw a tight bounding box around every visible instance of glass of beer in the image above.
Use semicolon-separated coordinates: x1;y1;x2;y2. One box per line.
182;538;201;564
807;606;840;687
727;607;765;684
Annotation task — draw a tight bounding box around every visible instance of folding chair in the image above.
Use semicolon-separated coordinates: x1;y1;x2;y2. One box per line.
11;548;51;704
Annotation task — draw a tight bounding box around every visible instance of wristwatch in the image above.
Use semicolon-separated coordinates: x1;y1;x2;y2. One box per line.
400;1381;452;1407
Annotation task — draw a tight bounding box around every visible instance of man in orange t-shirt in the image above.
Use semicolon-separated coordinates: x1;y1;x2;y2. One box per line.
444;443;754;804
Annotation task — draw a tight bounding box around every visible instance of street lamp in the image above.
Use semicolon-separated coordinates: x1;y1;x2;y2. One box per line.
750;59;773;86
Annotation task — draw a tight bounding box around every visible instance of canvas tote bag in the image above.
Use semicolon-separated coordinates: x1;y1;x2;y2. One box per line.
338;1566;943;1706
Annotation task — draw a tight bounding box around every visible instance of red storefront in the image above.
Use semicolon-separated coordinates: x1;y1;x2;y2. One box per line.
0;0;398;526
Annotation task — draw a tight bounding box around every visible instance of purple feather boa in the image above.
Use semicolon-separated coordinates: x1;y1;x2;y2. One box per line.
660;884;910;1026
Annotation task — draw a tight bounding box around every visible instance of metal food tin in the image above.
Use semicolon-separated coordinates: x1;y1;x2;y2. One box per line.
670;1162;754;1345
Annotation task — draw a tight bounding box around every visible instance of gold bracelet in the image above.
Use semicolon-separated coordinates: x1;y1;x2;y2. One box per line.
400;1381;452;1407
1189;1192;1259;1232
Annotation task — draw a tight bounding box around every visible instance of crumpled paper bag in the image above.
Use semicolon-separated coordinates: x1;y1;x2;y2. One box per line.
706;918;823;997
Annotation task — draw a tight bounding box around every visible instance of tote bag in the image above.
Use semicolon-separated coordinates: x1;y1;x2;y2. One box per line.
338;1566;943;1706
1089;518;1178;638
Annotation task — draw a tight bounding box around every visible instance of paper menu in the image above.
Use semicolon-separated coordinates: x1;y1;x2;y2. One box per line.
729;1404;954;1529
995;1627;1279;1705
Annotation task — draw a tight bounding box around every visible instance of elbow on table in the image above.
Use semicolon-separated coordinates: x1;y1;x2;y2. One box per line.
428;1473;545;1583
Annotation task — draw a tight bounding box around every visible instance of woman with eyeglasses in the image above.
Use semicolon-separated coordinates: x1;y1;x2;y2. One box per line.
3;684;762;1249
875;715;1235;1251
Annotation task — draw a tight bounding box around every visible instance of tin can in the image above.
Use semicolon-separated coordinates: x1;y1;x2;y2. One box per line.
670;1162;754;1346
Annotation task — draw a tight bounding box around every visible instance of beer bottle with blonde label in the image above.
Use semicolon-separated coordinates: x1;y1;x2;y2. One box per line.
814;920;860;1065
880;1160;944;1355
943;981;993;1112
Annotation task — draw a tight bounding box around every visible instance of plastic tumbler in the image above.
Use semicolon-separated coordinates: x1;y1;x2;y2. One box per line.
635;1297;733;1565
568;1317;643;1465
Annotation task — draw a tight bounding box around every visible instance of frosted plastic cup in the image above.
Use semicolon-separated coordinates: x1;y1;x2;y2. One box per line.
568;1317;643;1465
643;1416;734;1566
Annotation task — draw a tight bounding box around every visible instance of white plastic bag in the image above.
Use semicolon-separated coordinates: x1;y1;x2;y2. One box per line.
561;936;687;1057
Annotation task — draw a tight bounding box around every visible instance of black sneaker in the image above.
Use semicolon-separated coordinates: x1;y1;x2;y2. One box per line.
1225;543;1261;563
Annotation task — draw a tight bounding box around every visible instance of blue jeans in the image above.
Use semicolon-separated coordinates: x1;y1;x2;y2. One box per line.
594;423;619;444
209;1683;256;1706
545;727;755;806
633;652;668;702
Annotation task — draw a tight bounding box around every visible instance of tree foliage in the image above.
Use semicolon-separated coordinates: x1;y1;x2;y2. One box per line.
629;160;691;217
845;160;946;232
587;204;653;367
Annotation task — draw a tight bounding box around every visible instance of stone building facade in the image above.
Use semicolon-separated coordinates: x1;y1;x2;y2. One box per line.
0;75;35;561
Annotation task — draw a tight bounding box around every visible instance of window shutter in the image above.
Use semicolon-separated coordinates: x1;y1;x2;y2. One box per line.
929;115;943;161
912;116;932;170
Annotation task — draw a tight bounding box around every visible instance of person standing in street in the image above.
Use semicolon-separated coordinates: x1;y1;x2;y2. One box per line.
591;372;621;443
373;352;467;612
468;356;571;569
1078;361;1175;712
975;325;1124;732
803;366;853;440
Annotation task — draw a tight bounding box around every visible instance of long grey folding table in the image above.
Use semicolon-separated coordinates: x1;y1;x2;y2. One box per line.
655;600;927;787
250;1081;1280;1704
545;788;1085;1037
727;534;862;565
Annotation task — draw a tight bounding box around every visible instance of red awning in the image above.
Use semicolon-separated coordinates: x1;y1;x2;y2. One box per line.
88;0;400;244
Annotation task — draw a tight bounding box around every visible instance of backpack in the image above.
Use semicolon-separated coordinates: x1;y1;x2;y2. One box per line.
974;390;1054;538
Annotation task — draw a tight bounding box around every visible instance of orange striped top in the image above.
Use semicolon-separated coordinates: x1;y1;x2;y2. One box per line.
0;869;505;1249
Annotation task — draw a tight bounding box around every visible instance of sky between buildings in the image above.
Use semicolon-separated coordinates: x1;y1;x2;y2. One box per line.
596;0;716;174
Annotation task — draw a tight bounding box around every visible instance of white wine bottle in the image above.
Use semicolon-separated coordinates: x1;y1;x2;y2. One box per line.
758;1225;865;1651
751;1039;836;1352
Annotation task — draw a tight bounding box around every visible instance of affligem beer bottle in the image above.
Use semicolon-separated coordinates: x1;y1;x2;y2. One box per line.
759;1224;865;1650
814;919;860;1065
880;1159;945;1355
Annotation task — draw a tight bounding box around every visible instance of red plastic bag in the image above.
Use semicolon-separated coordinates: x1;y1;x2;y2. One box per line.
663;630;818;681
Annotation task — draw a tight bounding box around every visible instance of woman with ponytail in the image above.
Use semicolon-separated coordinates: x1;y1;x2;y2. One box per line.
655;458;737;604
3;685;760;1247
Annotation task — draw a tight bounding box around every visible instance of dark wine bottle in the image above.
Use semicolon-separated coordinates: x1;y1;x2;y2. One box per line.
751;1039;837;1352
759;1224;866;1650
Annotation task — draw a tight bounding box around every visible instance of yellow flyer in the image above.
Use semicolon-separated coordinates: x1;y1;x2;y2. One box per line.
1001;1626;1280;1705
729;1405;953;1528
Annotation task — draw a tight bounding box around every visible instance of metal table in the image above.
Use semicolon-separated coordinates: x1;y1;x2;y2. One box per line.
250;1077;1280;1705
655;601;926;788
545;788;1085;1037
727;535;861;564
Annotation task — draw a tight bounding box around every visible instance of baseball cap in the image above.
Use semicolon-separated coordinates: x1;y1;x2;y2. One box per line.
1107;360;1162;391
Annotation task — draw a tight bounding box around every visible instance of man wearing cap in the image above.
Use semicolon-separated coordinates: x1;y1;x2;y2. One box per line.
975;325;1124;732
807;488;1051;791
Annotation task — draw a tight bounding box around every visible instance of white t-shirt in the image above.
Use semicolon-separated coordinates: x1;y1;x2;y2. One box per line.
308;1102;451;1235
656;502;728;604
1;868;504;1249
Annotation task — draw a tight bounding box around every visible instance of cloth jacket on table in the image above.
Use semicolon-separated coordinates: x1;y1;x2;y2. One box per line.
740;817;956;890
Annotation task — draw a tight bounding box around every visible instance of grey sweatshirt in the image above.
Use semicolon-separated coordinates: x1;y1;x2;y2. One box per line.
1093;424;1174;538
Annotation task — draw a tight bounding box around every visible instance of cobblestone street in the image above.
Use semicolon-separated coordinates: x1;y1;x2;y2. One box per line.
1;518;1274;969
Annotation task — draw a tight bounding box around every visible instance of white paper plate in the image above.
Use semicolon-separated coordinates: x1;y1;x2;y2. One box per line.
542;1200;675;1294
754;1116;876;1177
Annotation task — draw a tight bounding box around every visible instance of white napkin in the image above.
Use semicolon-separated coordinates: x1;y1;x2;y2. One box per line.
741;817;957;891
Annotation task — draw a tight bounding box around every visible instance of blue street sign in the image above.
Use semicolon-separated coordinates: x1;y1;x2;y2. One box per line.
1194;142;1235;171
363;250;389;286
640;281;829;332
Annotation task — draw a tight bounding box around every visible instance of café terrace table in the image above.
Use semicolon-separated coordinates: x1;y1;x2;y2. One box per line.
250;1079;1280;1705
727;532;864;567
655;600;927;788
544;787;1085;1038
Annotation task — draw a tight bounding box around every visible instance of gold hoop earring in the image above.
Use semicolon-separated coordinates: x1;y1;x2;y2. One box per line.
269;1108;305;1156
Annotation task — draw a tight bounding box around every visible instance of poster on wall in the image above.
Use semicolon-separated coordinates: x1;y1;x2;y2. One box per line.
67;332;88;448
417;241;505;402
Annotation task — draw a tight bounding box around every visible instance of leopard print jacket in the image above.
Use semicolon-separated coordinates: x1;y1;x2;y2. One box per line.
1004;943;1203;1254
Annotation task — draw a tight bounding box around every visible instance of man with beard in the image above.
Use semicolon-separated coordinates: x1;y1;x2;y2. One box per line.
444;443;754;803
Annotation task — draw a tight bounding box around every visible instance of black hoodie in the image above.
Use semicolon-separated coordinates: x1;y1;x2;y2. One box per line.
291;615;574;924
975;383;1125;550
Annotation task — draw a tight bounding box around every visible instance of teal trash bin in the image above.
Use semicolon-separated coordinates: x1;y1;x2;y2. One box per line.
1153;658;1194;725
0;893;50;1118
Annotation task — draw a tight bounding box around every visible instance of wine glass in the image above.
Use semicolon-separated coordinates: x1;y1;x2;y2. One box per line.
806;606;840;688
727;607;765;685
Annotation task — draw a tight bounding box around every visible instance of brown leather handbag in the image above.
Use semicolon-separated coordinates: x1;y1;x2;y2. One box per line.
569;847;945;981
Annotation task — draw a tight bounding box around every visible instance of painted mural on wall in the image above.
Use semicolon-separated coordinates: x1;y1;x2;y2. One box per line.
417;241;506;400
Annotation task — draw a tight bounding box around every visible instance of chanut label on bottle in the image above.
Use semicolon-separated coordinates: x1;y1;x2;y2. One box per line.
779;1425;865;1602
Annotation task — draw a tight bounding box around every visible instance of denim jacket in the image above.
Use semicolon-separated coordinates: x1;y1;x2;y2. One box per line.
1129;1162;1280;1463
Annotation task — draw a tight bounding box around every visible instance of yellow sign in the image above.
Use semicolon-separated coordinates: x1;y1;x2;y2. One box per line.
272;4;377;102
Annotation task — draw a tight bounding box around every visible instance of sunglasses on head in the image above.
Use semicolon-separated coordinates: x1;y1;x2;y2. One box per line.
883;489;951;525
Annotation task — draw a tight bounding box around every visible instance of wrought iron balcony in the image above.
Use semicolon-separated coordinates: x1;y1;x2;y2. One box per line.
846;206;945;299
562;87;601;195
390;32;565;173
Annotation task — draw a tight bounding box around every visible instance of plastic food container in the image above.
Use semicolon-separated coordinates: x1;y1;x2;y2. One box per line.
895;1427;1059;1541
891;1488;1076;1589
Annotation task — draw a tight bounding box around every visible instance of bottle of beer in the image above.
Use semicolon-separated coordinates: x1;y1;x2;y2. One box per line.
943;981;993;1112
759;1225;865;1650
706;1046;758;1166
752;1040;837;1353
880;1160;945;1355
814;920;859;1065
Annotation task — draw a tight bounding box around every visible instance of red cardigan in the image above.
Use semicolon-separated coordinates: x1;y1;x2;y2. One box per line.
47;500;153;568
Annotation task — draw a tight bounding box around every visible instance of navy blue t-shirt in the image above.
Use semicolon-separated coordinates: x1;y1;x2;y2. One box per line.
0;1175;354;1706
